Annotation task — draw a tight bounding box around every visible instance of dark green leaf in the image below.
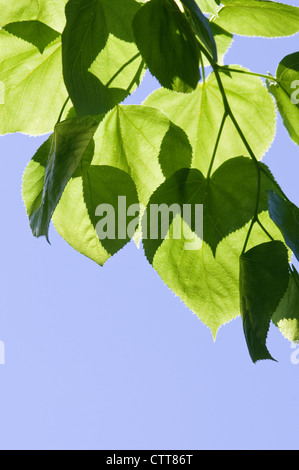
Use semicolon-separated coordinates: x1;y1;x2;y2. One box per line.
180;0;217;62
240;241;290;363
24;116;100;240
62;0;144;117
158;123;193;179
3;20;60;53
268;190;299;262
132;0;200;93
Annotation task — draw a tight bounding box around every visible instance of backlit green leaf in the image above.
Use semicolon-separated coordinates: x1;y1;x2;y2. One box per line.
0;31;68;135
144;67;276;175
195;0;219;15
151;212;284;337
92;105;192;206
0;0;68;32
214;0;299;38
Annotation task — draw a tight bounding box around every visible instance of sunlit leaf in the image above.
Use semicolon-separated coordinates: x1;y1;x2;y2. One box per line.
214;0;299;38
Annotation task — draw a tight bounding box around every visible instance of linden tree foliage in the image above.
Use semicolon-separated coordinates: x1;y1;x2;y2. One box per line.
1;0;299;363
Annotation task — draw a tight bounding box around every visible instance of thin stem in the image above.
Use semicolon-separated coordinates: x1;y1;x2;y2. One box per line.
218;65;277;83
207;112;227;179
57;96;70;124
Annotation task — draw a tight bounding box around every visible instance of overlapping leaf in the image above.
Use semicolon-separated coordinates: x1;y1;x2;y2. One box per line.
144;67;276;175
240;241;290;363
268;52;299;146
132;0;201;93
268;190;299;261
23;116;101;241
23;105;192;265
62;0;144;117
143;157;280;259
214;0;299;38
92;105;193;206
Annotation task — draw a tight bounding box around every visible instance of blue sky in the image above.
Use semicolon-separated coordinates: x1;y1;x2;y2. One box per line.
0;10;299;450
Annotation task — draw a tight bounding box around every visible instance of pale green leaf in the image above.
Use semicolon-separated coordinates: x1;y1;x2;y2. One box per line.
144;66;276;175
151;212;285;337
0;0;68;32
0;31;69;135
214;0;299;38
195;0;219;15
24;117;100;240
92;105;192;206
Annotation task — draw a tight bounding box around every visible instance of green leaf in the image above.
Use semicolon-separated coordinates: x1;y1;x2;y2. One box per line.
195;0;219;15
3;20;60;54
132;0;200;93
0;0;68;32
151;212;284;337
214;0;299;38
53;164;140;264
0;31;69;135
144;66;276;175
240;241;290;363
92;105;192;206
23;117;100;240
23;104;192;265
268;190;299;262
180;0;217;62
267;52;299;146
272;265;299;343
143;157;280;260
62;0;144;117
